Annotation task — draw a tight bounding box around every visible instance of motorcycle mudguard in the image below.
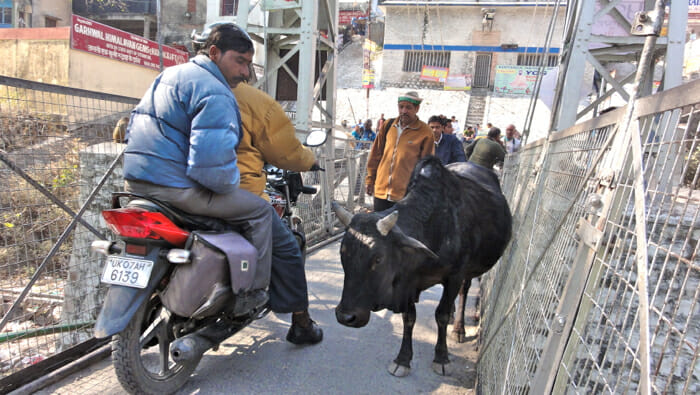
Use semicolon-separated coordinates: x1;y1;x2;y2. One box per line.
94;252;170;339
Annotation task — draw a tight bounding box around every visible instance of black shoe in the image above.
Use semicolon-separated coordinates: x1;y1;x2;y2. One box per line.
286;319;323;345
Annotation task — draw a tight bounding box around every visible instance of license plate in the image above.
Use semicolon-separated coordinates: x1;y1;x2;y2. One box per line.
101;255;154;289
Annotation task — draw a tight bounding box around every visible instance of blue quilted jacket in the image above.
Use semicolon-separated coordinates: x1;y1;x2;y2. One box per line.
123;55;242;194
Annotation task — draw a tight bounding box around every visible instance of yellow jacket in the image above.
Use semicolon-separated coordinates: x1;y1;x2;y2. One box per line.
366;118;435;202
233;83;316;200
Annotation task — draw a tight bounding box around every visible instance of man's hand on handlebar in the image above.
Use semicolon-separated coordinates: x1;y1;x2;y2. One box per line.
309;161;325;171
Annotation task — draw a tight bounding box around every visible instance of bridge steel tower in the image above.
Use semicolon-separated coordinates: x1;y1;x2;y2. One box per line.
549;0;688;132
235;0;338;137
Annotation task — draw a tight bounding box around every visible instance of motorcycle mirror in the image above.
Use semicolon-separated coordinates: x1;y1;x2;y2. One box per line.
304;130;328;147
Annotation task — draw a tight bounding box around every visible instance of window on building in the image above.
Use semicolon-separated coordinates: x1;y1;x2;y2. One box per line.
402;51;451;73
221;0;239;16
45;17;58;28
517;54;559;67
1;6;12;26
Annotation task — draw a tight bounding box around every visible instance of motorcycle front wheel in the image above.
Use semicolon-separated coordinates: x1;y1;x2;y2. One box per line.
112;295;200;394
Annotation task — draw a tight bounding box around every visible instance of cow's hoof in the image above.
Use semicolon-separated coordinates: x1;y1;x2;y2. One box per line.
432;361;452;376
387;361;410;377
451;331;466;343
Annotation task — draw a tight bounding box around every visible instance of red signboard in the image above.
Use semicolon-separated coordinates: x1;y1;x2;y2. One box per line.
339;10;367;25
70;15;188;71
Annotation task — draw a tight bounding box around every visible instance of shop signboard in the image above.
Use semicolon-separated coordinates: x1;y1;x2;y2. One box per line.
71;15;188;71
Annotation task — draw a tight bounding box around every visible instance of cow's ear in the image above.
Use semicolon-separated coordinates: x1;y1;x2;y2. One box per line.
393;227;439;261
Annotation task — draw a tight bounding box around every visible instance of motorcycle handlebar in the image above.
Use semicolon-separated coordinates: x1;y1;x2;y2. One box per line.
302;186;317;194
309;163;325;172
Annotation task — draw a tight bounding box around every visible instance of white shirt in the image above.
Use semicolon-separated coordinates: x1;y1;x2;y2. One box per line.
505;137;521;153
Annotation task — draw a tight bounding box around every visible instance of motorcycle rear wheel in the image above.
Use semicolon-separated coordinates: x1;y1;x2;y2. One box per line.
112;295;200;394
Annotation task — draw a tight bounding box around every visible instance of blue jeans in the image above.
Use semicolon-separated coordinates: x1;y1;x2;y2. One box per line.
268;213;309;313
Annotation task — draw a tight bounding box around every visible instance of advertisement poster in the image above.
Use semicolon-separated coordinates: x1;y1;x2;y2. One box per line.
420;66;448;82
494;66;557;95
71;15;188;71
362;39;378;88
444;74;472;91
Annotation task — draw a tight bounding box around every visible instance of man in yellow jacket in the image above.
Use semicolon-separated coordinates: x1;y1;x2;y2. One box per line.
233;81;323;345
366;91;435;211
193;22;322;345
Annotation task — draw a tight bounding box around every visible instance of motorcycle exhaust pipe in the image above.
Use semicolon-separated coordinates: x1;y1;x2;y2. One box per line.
171;334;215;363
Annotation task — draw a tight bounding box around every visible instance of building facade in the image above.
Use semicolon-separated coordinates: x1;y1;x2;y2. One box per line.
4;0;72;28
73;0;206;53
378;1;566;90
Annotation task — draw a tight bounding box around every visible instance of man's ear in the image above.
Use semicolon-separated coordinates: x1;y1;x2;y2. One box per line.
208;45;220;61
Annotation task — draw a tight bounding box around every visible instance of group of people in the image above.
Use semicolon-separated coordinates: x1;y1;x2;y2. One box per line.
364;91;523;212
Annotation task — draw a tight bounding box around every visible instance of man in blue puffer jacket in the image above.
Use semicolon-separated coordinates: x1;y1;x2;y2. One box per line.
122;24;273;307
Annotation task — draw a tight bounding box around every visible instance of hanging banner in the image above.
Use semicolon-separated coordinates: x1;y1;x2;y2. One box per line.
362;39;377;88
420;66;448;82
339;10;368;25
444;74;472;91
71;15;188;71
493;65;557;95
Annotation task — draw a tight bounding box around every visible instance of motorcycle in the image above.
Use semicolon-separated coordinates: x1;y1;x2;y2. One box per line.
91;130;327;394
265;163;318;257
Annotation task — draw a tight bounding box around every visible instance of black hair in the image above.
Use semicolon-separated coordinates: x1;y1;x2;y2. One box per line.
199;24;254;56
428;115;443;124
487;127;501;139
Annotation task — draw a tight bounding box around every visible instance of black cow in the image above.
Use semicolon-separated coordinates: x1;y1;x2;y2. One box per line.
332;156;512;377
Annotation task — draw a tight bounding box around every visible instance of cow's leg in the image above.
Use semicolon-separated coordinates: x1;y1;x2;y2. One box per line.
432;280;461;376
387;303;416;377
451;279;469;343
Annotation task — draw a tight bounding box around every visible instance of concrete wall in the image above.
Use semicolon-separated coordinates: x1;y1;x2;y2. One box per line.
0;28;71;85
30;0;72;28
380;5;566;89
0;28;158;98
161;0;207;53
68;50;158;98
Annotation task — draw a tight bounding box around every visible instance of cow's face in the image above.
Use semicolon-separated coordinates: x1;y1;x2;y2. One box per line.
333;206;438;328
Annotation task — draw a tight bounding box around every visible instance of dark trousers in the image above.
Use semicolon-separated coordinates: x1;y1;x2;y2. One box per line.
125;179;273;290
268;213;309;313
373;197;396;212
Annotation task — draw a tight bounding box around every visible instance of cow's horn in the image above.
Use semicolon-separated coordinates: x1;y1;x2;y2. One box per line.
376;211;399;236
332;202;353;227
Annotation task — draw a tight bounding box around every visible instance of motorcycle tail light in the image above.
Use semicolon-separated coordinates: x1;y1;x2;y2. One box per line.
102;208;190;247
272;203;285;217
125;243;147;255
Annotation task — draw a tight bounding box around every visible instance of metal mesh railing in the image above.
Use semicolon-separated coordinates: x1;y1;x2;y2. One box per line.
0;75;367;391
478;78;700;394
0;76;137;387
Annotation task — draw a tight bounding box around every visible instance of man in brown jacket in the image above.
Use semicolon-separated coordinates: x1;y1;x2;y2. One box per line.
365;91;435;211
233;81;323;345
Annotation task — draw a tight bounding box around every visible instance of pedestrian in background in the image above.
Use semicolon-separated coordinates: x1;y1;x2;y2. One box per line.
429;115;466;165
376;113;386;134
451;116;460;137
468;127;506;169
366;91;434;212
504;124;522;153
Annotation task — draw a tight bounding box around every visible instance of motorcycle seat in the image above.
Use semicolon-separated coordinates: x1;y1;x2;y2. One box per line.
114;192;234;232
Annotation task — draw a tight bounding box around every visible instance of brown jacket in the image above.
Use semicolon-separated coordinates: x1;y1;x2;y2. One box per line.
366;118;435;201
233;83;315;200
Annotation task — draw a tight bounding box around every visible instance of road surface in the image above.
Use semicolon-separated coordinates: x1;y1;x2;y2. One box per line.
30;239;480;395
